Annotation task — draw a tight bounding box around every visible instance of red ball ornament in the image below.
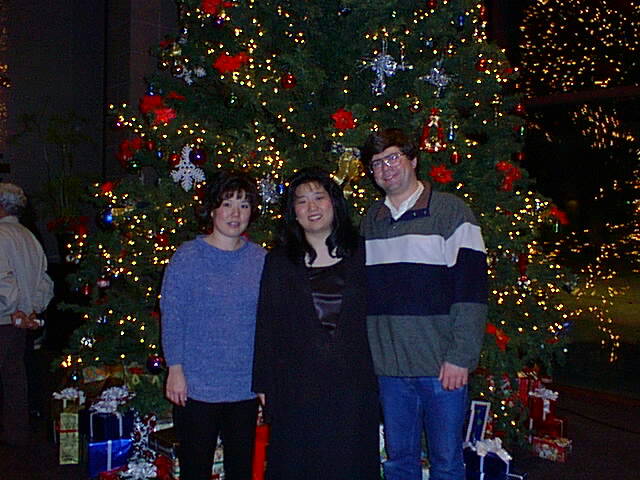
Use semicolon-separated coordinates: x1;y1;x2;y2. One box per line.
514;103;526;116
280;73;297;89
479;6;488;21
517;253;528;276
475;58;488;72
81;283;92;296
169;153;181;168
155;233;169;247
96;276;110;289
189;147;208;166
450;151;461;165
427;0;438;9
145;139;156;151
513;151;525;162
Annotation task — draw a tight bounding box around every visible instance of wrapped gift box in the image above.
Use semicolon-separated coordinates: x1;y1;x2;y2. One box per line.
528;387;558;424
464;448;509;479
87;438;133;478
531;436;572;463
98;466;127;480
516;372;541;406
529;416;567;438
59;411;81;465
149;427;180;459
464;438;528;480
81;409;135;441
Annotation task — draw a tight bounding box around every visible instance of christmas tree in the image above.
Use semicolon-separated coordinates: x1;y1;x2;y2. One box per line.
61;0;571;443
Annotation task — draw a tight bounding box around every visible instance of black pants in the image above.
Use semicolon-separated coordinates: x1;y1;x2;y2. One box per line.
0;325;28;446
174;397;258;480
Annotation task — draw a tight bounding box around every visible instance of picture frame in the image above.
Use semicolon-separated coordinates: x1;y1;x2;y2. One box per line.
465;400;491;443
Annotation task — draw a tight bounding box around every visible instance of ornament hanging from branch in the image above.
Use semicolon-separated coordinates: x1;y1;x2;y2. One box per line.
360;39;412;96
333;147;362;197
420;108;447;153
170;145;206;191
259;175;281;205
420;58;453;97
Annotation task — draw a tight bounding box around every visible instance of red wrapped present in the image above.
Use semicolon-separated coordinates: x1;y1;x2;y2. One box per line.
252;424;270;480
528;387;558;423
99;466;127;480
530;416;566;438
517;371;541;405
531;436;572;462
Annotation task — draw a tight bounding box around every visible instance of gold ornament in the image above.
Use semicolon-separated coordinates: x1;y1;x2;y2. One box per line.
334;151;362;197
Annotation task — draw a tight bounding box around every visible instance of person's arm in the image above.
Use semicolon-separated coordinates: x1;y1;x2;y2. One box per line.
252;254;277;411
160;247;190;405
0;249;18;320
441;201;488;390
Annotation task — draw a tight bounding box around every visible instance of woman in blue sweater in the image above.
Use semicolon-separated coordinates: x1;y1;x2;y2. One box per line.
161;170;266;480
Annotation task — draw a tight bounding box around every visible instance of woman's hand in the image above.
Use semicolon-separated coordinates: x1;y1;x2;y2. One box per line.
166;365;188;406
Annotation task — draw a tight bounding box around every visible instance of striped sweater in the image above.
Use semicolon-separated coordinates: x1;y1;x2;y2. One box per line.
362;182;487;377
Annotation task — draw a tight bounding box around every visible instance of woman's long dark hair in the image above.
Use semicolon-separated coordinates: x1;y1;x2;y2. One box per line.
282;168;358;265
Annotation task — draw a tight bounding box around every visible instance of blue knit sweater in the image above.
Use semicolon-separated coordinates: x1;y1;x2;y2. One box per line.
160;236;266;403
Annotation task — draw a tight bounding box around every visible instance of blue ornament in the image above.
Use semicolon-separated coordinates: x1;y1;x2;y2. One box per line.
447;123;456;141
277;183;286;195
456;14;465;30
338;7;352;16
146;354;166;374
156;150;163;159
101;209;114;225
70;369;82;383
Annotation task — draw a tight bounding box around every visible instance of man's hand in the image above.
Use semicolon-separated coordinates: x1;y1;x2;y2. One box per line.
11;310;40;330
166;365;188;407
439;362;468;391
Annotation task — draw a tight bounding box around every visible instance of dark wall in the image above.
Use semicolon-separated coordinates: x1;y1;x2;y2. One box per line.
4;0;176;260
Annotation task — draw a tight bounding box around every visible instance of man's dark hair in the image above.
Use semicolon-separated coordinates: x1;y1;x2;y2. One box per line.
281;168;358;265
198;169;260;227
360;128;420;170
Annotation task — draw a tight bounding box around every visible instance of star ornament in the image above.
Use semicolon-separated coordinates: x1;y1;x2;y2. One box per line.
331;108;356;130
420;59;453;97
429;164;454;184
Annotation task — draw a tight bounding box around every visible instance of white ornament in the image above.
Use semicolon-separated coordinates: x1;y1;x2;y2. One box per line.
170;145;206;191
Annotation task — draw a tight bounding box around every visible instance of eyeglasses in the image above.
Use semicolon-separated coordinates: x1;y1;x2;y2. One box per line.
370;151;404;172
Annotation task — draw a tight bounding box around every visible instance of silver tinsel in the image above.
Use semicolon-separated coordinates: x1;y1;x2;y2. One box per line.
420;59;453;97
259;175;281;204
361;40;412;96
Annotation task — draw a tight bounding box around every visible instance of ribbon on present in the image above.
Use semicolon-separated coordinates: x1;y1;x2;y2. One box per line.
53;387;86;407
470;437;512;463
529;387;558;421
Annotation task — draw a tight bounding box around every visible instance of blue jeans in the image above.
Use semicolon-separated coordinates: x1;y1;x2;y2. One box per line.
379;376;467;480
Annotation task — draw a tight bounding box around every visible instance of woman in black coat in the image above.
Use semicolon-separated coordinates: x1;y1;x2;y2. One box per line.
252;168;379;480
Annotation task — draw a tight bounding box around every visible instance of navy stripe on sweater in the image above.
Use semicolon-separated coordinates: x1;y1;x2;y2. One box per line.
366;248;487;317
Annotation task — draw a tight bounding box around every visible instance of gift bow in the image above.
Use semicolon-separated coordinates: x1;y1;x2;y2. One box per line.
529;387;558;419
472;438;512;463
53;387;86;409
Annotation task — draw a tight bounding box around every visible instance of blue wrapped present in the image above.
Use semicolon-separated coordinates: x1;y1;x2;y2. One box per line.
464;438;527;480
87;438;132;477
81;409;135;441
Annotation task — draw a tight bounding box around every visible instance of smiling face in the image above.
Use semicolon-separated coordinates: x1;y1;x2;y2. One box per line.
371;146;418;200
210;190;252;241
293;181;335;239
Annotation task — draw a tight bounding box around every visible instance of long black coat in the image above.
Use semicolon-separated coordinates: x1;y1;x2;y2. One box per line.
252;245;380;480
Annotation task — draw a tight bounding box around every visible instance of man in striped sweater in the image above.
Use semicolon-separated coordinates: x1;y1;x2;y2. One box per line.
361;129;487;480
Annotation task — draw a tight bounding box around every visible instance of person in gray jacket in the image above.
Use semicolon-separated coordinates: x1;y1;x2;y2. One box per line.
0;183;54;446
